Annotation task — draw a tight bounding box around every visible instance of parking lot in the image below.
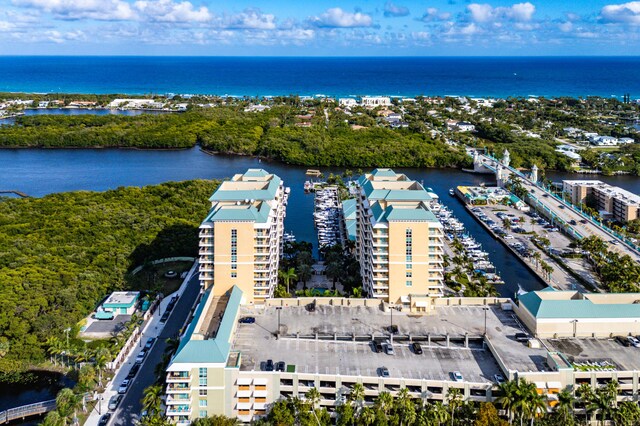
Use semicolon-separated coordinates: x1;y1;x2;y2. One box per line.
470;205;596;292
545;337;640;372
232;304;549;383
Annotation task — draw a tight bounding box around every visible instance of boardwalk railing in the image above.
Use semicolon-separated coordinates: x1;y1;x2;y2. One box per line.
0;399;56;424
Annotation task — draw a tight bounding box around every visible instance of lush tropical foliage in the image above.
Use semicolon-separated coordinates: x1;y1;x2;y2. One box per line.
0;179;217;373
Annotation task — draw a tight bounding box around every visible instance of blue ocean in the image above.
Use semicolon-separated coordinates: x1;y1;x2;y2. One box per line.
0;56;639;98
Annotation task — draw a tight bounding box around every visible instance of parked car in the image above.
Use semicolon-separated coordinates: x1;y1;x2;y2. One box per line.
108;394;122;410
372;341;383;353
388;325;399;334
627;336;640;348
580;219;588;224
126;364;140;379
494;374;506;384
275;361;285;372
159;312;170;323
410;342;423;355
265;359;274;372
144;337;156;350
379;367;390;378
135;350;147;364
99;413;112;426
569;220;577;225
450;371;464;382
616;336;631;347
384;340;395;355
118;379;130;394
239;317;256;324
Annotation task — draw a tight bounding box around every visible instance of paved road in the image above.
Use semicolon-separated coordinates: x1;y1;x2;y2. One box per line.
110;273;201;425
476;153;640;263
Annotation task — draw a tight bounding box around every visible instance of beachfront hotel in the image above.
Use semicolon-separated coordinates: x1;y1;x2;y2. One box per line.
198;169;288;303
562;180;640;222
355;169;445;305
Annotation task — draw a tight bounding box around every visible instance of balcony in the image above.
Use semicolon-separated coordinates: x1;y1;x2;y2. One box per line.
199;230;213;238
166;405;191;416
199;273;213;280
372;275;389;281
199;264;214;272
167;372;191;383
167;383;191;393
199;255;214;263
166;394;192;405
200;238;214;247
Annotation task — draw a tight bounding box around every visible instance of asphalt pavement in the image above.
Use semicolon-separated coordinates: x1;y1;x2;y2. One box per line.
87;269;202;426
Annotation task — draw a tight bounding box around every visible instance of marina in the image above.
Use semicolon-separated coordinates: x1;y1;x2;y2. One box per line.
313;186;343;249
436;203;504;288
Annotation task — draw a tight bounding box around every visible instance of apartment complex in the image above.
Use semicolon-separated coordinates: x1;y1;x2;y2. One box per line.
198;169;288;303
563;180;640;222
167;289;640;425
355;169;445;304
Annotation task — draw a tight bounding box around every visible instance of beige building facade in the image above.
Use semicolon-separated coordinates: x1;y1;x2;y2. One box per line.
563;179;640;222
355;169;445;304
198;169;288;303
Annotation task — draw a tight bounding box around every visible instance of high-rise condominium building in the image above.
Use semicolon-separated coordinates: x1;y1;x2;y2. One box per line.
198;169;288;303
355;169;444;305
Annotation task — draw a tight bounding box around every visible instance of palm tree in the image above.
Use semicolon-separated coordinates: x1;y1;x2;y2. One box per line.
279;267;298;294
446;387;462;426
165;337;180;355
349;383;365;412
426;401;450;425
375;391;394;415
296;264;313;289
306;387;321;410
395;388;416;426
359;406;376;426
93;347;111;387
55;388;81;426
576;383;594;425
498;380;519;423
555;389;575;424
142;384;164;417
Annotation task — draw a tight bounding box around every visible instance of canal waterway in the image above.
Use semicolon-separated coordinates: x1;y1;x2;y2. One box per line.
1;147;640;407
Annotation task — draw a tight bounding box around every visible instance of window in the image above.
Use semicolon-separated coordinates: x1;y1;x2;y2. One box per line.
199;367;207;386
231;229;238;271
406;271;412;278
231;272;237;278
406;280;412;287
199;410;207;418
199;389;208;396
406;263;412;269
199;399;208;407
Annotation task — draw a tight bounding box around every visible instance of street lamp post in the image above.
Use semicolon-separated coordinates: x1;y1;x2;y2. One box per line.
276;307;282;339
571;319;578;338
483;307;489;336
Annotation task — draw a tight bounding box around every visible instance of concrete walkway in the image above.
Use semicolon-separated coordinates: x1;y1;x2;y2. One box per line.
84;261;199;425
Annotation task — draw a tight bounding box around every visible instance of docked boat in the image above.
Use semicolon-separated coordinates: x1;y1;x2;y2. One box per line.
449;188;455;196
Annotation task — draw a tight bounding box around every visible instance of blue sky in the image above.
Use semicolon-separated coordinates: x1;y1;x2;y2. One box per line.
1;0;640;55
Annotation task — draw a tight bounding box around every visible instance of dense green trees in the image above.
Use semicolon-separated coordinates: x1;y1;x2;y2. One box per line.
0;179;217;371
579;236;640;292
0;107;468;168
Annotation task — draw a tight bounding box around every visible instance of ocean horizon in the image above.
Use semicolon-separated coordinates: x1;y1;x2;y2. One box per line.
1;56;640;98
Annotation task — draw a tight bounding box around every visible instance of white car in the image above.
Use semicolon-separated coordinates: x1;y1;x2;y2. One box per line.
118;379;130;394
627;336;640;348
450;371;463;382
504;235;514;240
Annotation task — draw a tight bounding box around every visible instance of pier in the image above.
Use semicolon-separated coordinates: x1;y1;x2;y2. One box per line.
0;190;29;198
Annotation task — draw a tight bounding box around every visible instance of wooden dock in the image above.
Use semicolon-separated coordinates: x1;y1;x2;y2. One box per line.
0;190;29;198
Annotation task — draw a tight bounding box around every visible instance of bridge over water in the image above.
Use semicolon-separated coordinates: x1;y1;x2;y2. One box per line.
0;399;56;424
466;148;640;262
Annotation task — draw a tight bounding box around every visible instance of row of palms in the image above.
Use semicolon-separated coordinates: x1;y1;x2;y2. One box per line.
579;235;640;292
256;378;640;426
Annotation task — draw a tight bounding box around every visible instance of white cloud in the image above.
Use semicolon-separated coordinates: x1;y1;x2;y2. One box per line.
13;0;136;21
134;0;211;23
384;2;409;18
224;9;276;30
309;7;373;28
467;2;536;23
601;2;640;24
420;7;451;22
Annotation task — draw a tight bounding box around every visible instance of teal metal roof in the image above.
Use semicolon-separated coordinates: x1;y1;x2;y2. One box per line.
209;173;281;202
383;206;438;222
171;285;243;365
342;199;357;241
519;291;640;319
242;169;270;178
205;202;270;223
371;168;399;177
342;199;357;219
369;202;437;223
